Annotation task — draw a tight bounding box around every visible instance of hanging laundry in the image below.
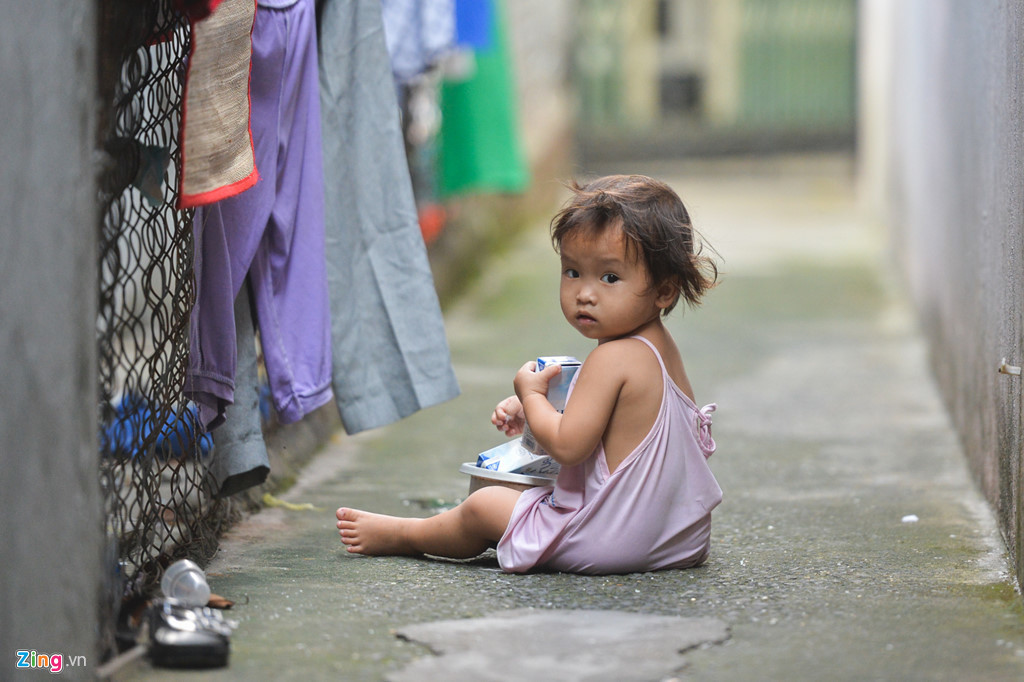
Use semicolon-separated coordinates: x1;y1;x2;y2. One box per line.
178;0;259;208
319;0;460;434
454;0;493;50
437;0;528;198
133;143;172;207
379;0;456;83
203;282;270;498
103;394;213;460
187;0;333;430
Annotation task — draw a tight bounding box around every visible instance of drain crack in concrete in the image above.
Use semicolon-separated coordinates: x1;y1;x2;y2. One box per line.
388;608;729;682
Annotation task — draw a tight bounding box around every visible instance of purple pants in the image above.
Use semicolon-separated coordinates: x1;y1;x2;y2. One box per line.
187;0;332;430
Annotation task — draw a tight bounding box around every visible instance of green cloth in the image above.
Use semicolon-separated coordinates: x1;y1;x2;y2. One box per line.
438;0;528;198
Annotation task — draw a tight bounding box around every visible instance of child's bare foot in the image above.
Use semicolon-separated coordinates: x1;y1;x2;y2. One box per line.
336;507;420;556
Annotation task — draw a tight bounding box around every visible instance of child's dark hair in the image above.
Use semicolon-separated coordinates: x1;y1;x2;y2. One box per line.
550;174;718;314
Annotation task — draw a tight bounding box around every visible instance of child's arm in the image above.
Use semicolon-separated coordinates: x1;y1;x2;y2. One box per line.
490;395;525;436
514;344;628;467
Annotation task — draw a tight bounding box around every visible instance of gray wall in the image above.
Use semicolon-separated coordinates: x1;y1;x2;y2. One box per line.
0;1;102;672
505;0;575;167
860;0;1024;586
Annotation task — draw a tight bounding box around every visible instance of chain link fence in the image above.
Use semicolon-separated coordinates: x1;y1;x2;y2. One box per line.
96;0;235;656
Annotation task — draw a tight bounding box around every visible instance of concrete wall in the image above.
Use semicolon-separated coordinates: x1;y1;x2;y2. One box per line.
0;1;102;671
859;0;1024;587
504;0;575;166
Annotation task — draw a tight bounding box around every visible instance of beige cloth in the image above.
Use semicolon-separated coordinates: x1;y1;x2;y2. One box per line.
179;0;258;208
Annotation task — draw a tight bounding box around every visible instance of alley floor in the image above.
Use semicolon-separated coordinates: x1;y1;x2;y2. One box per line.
127;155;1024;681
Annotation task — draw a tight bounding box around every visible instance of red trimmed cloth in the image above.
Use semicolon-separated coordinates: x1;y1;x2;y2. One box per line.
174;0;225;21
178;0;259;209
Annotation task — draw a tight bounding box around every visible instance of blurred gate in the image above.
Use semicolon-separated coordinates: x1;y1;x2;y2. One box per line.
574;0;857;160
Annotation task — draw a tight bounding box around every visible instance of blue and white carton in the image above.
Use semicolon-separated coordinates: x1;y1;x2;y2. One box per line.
534;356;581;411
520;356;580;458
475;438;561;476
472;356;580;477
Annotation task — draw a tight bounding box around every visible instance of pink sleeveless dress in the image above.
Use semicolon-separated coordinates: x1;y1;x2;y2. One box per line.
496;336;722;575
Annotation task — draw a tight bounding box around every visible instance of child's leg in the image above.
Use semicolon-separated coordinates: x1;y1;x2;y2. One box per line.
336;486;522;560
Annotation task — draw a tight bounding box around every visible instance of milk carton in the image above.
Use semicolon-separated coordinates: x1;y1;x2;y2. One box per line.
520;356;581;457
472;356;580;477
535;356;581;411
475;438;561;476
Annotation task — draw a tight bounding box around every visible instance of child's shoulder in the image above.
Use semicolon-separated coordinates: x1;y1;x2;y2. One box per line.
584;336;664;375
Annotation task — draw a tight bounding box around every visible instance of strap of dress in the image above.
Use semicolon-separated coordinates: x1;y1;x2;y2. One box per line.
630;336;717;458
628;335;667;375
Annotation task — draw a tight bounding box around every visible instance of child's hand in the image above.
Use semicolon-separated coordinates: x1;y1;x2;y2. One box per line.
491;395;525;436
513;360;562;400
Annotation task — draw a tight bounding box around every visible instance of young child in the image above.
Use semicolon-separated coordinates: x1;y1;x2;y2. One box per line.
337;174;722;574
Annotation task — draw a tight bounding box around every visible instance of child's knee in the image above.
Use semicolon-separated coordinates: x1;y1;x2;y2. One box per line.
463;486;520;533
466;486;511;511
461;488;495;521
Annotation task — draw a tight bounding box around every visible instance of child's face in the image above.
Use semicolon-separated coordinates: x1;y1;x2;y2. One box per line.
558;225;672;343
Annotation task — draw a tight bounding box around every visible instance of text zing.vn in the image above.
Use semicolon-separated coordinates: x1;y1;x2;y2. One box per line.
15;650;87;674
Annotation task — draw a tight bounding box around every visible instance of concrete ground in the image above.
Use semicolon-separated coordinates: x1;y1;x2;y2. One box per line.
127;156;1024;681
